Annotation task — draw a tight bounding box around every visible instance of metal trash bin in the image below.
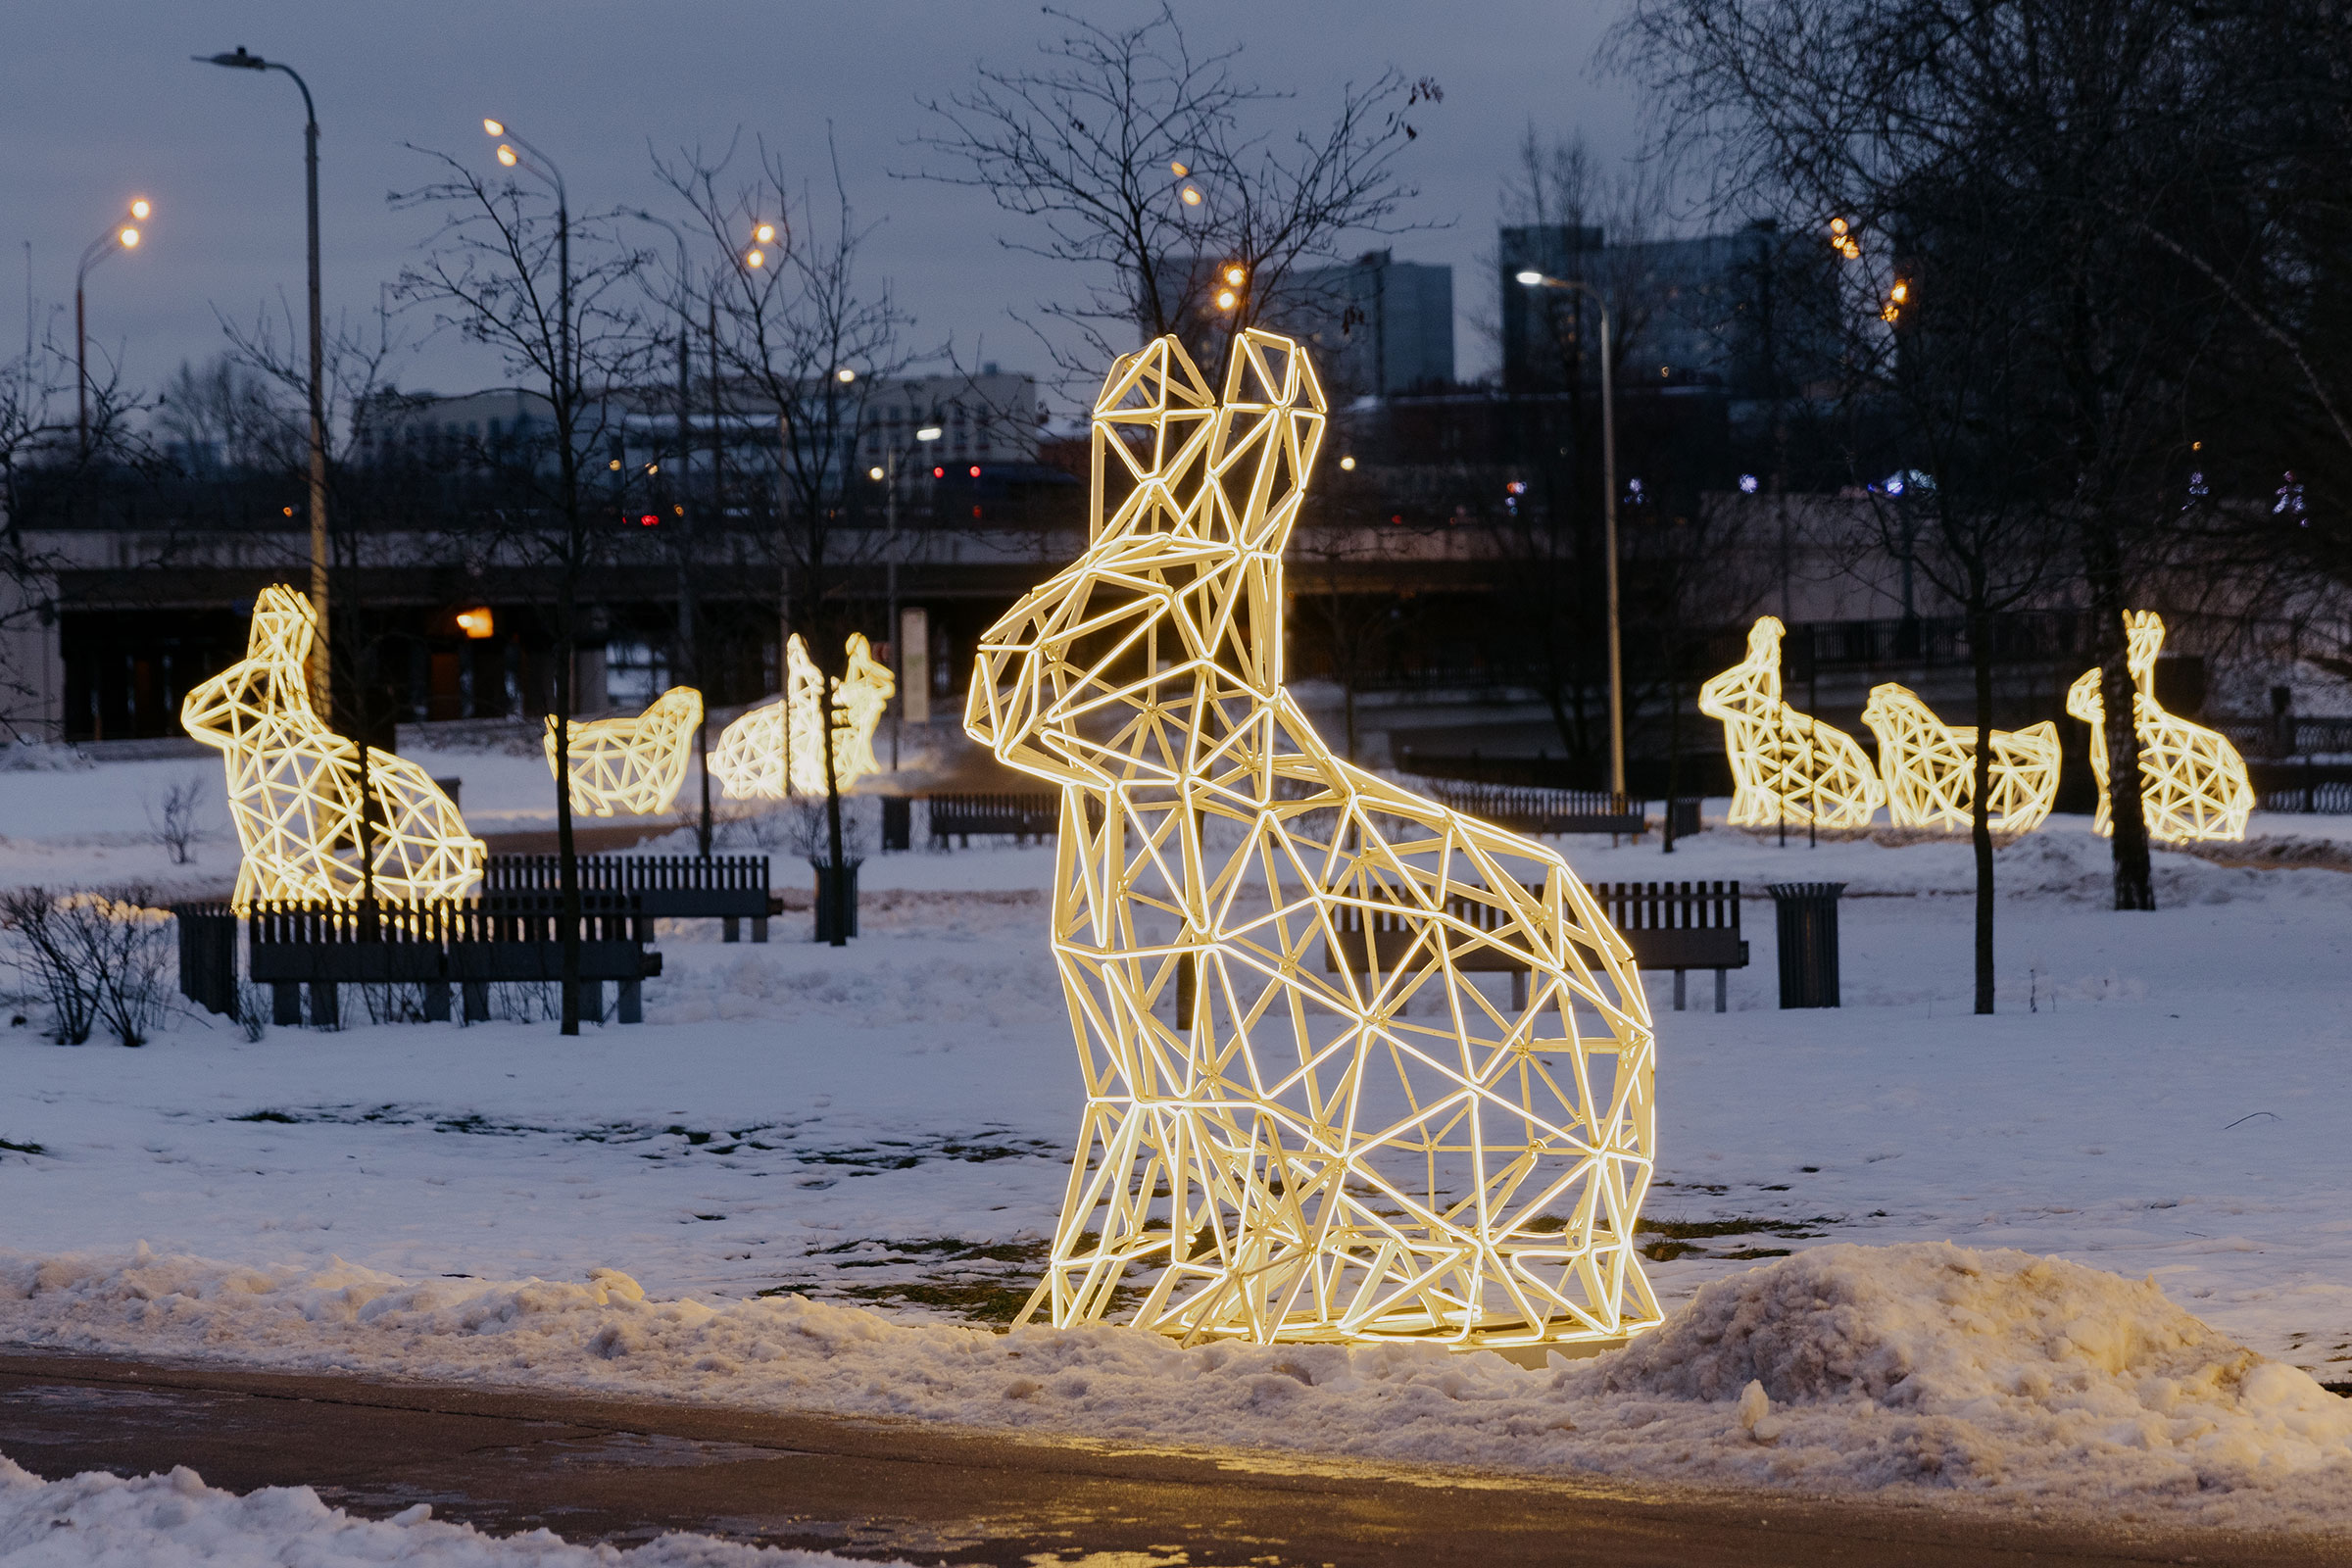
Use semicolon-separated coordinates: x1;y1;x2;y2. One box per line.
1669;798;1703;839
811;857;862;943
1767;882;1844;1008
880;797;911;853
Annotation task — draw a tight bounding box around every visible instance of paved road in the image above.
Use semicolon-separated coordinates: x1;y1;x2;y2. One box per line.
0;1350;2339;1567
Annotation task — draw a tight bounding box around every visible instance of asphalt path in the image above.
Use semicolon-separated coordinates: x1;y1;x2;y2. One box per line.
0;1349;2342;1567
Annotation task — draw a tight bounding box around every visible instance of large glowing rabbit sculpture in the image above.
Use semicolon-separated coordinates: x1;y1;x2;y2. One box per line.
966;330;1660;1352
181;585;483;908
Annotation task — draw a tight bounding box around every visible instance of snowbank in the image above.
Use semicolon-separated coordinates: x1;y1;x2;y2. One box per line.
2;1242;2344;1530
0;1451;890;1565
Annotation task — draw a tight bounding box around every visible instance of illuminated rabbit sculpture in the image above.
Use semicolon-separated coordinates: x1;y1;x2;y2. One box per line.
2066;612;2252;843
710;634;895;799
545;685;704;816
1861;684;2061;833
1699;616;1886;828
181;585;484;908
967;330;1660;1352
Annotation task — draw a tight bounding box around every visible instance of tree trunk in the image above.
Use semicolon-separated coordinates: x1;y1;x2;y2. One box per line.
2081;520;2155;911
1970;603;1996;1013
554;586;581;1035
2101;653;2156;910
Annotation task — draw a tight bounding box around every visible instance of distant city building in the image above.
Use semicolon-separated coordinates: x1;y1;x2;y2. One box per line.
1274;251;1454;396
1498;221;1834;399
355;370;1045;482
1152;253;1454;396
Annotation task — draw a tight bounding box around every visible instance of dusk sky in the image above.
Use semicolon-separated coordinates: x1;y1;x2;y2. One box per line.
5;1;1649;413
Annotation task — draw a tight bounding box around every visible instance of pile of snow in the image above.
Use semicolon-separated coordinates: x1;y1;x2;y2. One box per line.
0;739;91;773
2;1242;2345;1530
1578;1244;2352;1498
0;1453;889;1565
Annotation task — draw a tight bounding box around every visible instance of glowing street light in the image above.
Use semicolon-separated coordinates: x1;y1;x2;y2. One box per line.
74;195;153;457
198;47;334;695
836;368;856;383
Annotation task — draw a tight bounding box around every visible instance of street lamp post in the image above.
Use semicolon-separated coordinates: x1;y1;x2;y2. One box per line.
634;210;715;856
1516;269;1624;804
200;47;329;704
74;200;147;459
868;421;941;767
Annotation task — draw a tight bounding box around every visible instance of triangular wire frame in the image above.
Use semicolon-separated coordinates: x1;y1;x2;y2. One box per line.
965;330;1662;1351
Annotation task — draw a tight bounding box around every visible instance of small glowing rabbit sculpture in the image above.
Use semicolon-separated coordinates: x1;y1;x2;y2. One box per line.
180;585;483;908
545;685;704;816
967;330;1659;1353
1861;684;2060;833
2066;612;2252;842
710;634;896;799
1698;616;1886;828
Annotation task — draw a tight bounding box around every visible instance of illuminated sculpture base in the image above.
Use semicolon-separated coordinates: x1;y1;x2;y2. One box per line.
2067;612;2253;843
181;584;483;908
710;635;895;800
1862;683;2060;833
546;685;704;816
968;329;1659;1351
1700;616;1886;829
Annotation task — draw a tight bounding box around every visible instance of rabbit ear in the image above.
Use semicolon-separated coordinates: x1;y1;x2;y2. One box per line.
1205;328;1328;551
1091;336;1217;544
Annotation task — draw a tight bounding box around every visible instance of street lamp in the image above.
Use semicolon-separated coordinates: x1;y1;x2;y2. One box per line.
1517;268;1626;802
199;46;331;703
869;420;941;766
74;198;148;459
482;118;569;425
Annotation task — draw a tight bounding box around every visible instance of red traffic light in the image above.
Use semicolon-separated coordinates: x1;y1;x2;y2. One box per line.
968;465;981;478
932;466;945;478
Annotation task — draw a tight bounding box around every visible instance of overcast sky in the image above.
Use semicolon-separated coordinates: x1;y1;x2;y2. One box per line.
5;1;1650;413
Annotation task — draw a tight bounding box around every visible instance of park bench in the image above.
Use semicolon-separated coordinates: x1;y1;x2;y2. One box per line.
1319;878;1746;1013
244;894;662;1027
1421;780;1648;838
482;853;778;941
927;791;1060;848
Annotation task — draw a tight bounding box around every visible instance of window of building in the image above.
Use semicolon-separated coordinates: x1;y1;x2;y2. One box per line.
606;639;668;710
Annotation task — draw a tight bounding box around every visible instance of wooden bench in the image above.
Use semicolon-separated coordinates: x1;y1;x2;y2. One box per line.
483;854;778;941
927;791;1060;848
1422;781;1647;838
1319;879;1746;1013
246;894;662;1027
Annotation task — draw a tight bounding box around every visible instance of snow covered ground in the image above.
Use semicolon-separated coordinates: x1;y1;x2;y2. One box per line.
3;757;2351;1534
0;1451;894;1565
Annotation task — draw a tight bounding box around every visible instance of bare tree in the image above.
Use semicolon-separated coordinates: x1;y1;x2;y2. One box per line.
910;4;1439;386
658;135;914;935
1614;0;2263;912
393;147;654;1032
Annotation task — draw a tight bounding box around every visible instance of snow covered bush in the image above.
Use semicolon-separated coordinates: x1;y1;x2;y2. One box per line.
0;886;174;1046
